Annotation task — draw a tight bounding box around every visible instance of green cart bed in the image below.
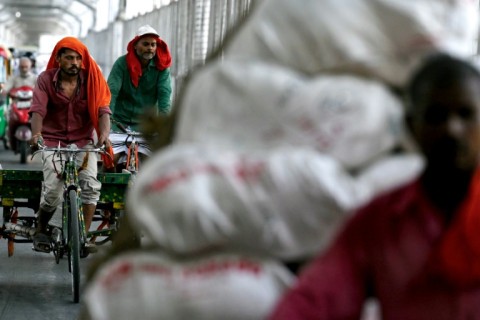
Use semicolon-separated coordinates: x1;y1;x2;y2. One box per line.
0;169;131;208
0;169;131;256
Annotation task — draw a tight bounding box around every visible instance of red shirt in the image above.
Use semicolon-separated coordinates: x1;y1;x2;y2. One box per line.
270;179;480;320
30;68;111;147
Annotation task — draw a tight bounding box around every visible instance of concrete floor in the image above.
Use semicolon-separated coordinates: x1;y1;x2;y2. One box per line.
0;210;97;320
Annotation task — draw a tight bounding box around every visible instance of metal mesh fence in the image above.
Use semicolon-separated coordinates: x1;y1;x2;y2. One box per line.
83;0;253;101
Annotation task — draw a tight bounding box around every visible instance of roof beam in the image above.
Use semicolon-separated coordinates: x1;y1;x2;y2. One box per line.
7;4;82;36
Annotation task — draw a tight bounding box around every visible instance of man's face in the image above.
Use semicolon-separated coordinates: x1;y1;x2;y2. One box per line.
411;76;480;173
56;49;82;76
19;60;31;77
134;36;157;61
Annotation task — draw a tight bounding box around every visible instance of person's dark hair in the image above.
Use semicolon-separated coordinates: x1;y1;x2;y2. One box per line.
56;47;69;58
406;53;480;111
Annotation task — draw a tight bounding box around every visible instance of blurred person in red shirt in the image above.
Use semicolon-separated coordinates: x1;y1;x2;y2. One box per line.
270;53;480;320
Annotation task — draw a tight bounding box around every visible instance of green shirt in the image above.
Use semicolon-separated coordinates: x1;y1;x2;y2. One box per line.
107;55;172;131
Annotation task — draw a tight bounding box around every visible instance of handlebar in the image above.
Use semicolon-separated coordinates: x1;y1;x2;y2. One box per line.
112;118;128;133
111;119;143;137
32;142;109;158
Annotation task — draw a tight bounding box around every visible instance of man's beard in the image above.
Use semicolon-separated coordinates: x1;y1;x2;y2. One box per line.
61;66;80;76
141;52;155;60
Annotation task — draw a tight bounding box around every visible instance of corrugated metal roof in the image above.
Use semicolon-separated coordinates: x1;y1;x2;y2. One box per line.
0;0;97;47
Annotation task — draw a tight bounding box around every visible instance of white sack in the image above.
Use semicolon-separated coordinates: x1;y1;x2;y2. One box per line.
177;61;405;170
356;152;424;195
225;0;478;86
83;251;294;320
127;145;423;260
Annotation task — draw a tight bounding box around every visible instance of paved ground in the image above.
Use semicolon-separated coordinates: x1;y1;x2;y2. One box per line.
0;144;102;320
0;238;91;320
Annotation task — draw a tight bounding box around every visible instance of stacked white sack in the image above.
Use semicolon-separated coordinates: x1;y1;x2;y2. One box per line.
225;0;478;87
127;144;423;260
176;60;405;170
83;251;294;320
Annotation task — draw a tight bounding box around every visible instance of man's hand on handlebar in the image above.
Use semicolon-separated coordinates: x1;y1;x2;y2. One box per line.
97;133;112;149
29;133;44;152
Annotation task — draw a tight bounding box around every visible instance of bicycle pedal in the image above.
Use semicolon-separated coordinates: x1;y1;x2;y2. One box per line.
32;232;53;253
32;243;51;254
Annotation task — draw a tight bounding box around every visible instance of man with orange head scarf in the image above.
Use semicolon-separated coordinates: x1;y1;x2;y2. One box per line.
29;37;111;255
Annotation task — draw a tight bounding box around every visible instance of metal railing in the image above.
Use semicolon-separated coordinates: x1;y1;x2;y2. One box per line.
82;0;253;103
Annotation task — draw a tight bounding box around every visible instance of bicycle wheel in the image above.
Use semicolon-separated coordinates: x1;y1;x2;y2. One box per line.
19;140;28;164
67;189;81;303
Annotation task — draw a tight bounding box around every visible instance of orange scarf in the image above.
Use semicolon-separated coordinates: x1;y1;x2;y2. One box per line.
46;37;114;169
46;37;111;133
432;168;480;287
125;35;172;87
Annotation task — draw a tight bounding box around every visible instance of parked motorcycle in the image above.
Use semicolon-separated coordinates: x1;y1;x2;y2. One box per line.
7;85;33;163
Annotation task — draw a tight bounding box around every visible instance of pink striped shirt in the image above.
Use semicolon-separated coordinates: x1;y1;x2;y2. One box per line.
30;68;110;147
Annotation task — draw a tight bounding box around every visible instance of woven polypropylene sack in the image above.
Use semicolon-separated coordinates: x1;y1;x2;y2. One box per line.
225;0;478;87
82;251;294;320
126;144;422;260
176;61;405;170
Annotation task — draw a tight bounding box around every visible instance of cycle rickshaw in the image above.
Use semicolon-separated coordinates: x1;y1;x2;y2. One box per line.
0;165;131;302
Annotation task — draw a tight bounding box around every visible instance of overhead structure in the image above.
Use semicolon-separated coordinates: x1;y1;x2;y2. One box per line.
0;0;98;47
